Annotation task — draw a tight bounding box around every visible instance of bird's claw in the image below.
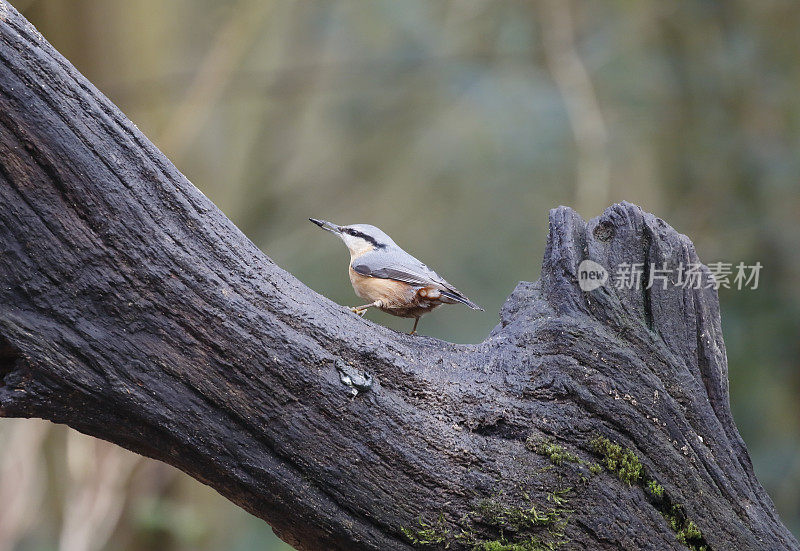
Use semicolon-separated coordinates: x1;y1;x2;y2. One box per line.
349;307;366;317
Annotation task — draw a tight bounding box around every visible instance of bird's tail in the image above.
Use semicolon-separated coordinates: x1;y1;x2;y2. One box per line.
440;290;484;311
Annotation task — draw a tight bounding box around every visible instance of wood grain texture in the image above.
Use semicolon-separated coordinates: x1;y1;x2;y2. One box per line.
0;3;796;550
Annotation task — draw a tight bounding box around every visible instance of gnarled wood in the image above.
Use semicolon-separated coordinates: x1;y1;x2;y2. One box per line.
0;4;795;550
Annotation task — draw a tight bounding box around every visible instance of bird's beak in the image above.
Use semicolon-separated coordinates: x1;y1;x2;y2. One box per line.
309;218;342;235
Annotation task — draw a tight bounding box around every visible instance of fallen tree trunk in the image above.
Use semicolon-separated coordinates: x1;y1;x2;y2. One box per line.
0;4;795;550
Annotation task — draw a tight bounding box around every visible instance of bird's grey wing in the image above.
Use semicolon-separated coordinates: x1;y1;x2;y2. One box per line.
352;250;483;310
351;250;444;288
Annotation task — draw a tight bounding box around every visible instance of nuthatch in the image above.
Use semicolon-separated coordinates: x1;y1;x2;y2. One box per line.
310;219;483;334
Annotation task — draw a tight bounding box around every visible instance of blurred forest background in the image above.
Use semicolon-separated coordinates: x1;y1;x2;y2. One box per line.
1;1;798;550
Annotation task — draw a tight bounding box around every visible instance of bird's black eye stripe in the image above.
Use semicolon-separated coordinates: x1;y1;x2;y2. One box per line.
345;228;385;249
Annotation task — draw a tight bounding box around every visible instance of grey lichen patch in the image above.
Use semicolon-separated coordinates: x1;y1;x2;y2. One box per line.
334;360;372;396
588;435;710;551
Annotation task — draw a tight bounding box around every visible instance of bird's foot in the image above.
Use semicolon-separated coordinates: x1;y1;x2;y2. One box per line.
408;329;417;336
349;306;367;317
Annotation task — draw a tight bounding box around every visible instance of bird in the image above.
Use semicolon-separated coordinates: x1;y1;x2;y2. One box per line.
309;218;483;334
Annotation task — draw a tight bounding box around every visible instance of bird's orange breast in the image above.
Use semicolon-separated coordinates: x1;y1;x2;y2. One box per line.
348;267;444;319
349;267;414;305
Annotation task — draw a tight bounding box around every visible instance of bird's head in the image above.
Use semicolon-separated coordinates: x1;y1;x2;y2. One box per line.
309;219;395;257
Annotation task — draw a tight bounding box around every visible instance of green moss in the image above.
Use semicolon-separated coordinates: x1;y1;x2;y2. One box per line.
405;434;709;551
527;437;610;485
547;488;571;507
665;507;707;550
646;480;665;499
477;538;568;551
526;438;580;466
588;436;709;551
475;533;566;551
465;490;571;551
474;498;559;532
527;437;603;483
589;436;643;485
683;520;702;540
401;515;449;546
478;539;542;551
402;490;571;551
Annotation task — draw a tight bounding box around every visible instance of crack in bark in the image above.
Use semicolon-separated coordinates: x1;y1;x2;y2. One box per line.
0;335;20;387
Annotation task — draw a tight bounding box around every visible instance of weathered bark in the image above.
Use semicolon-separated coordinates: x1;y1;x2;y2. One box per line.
0;4;795;550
